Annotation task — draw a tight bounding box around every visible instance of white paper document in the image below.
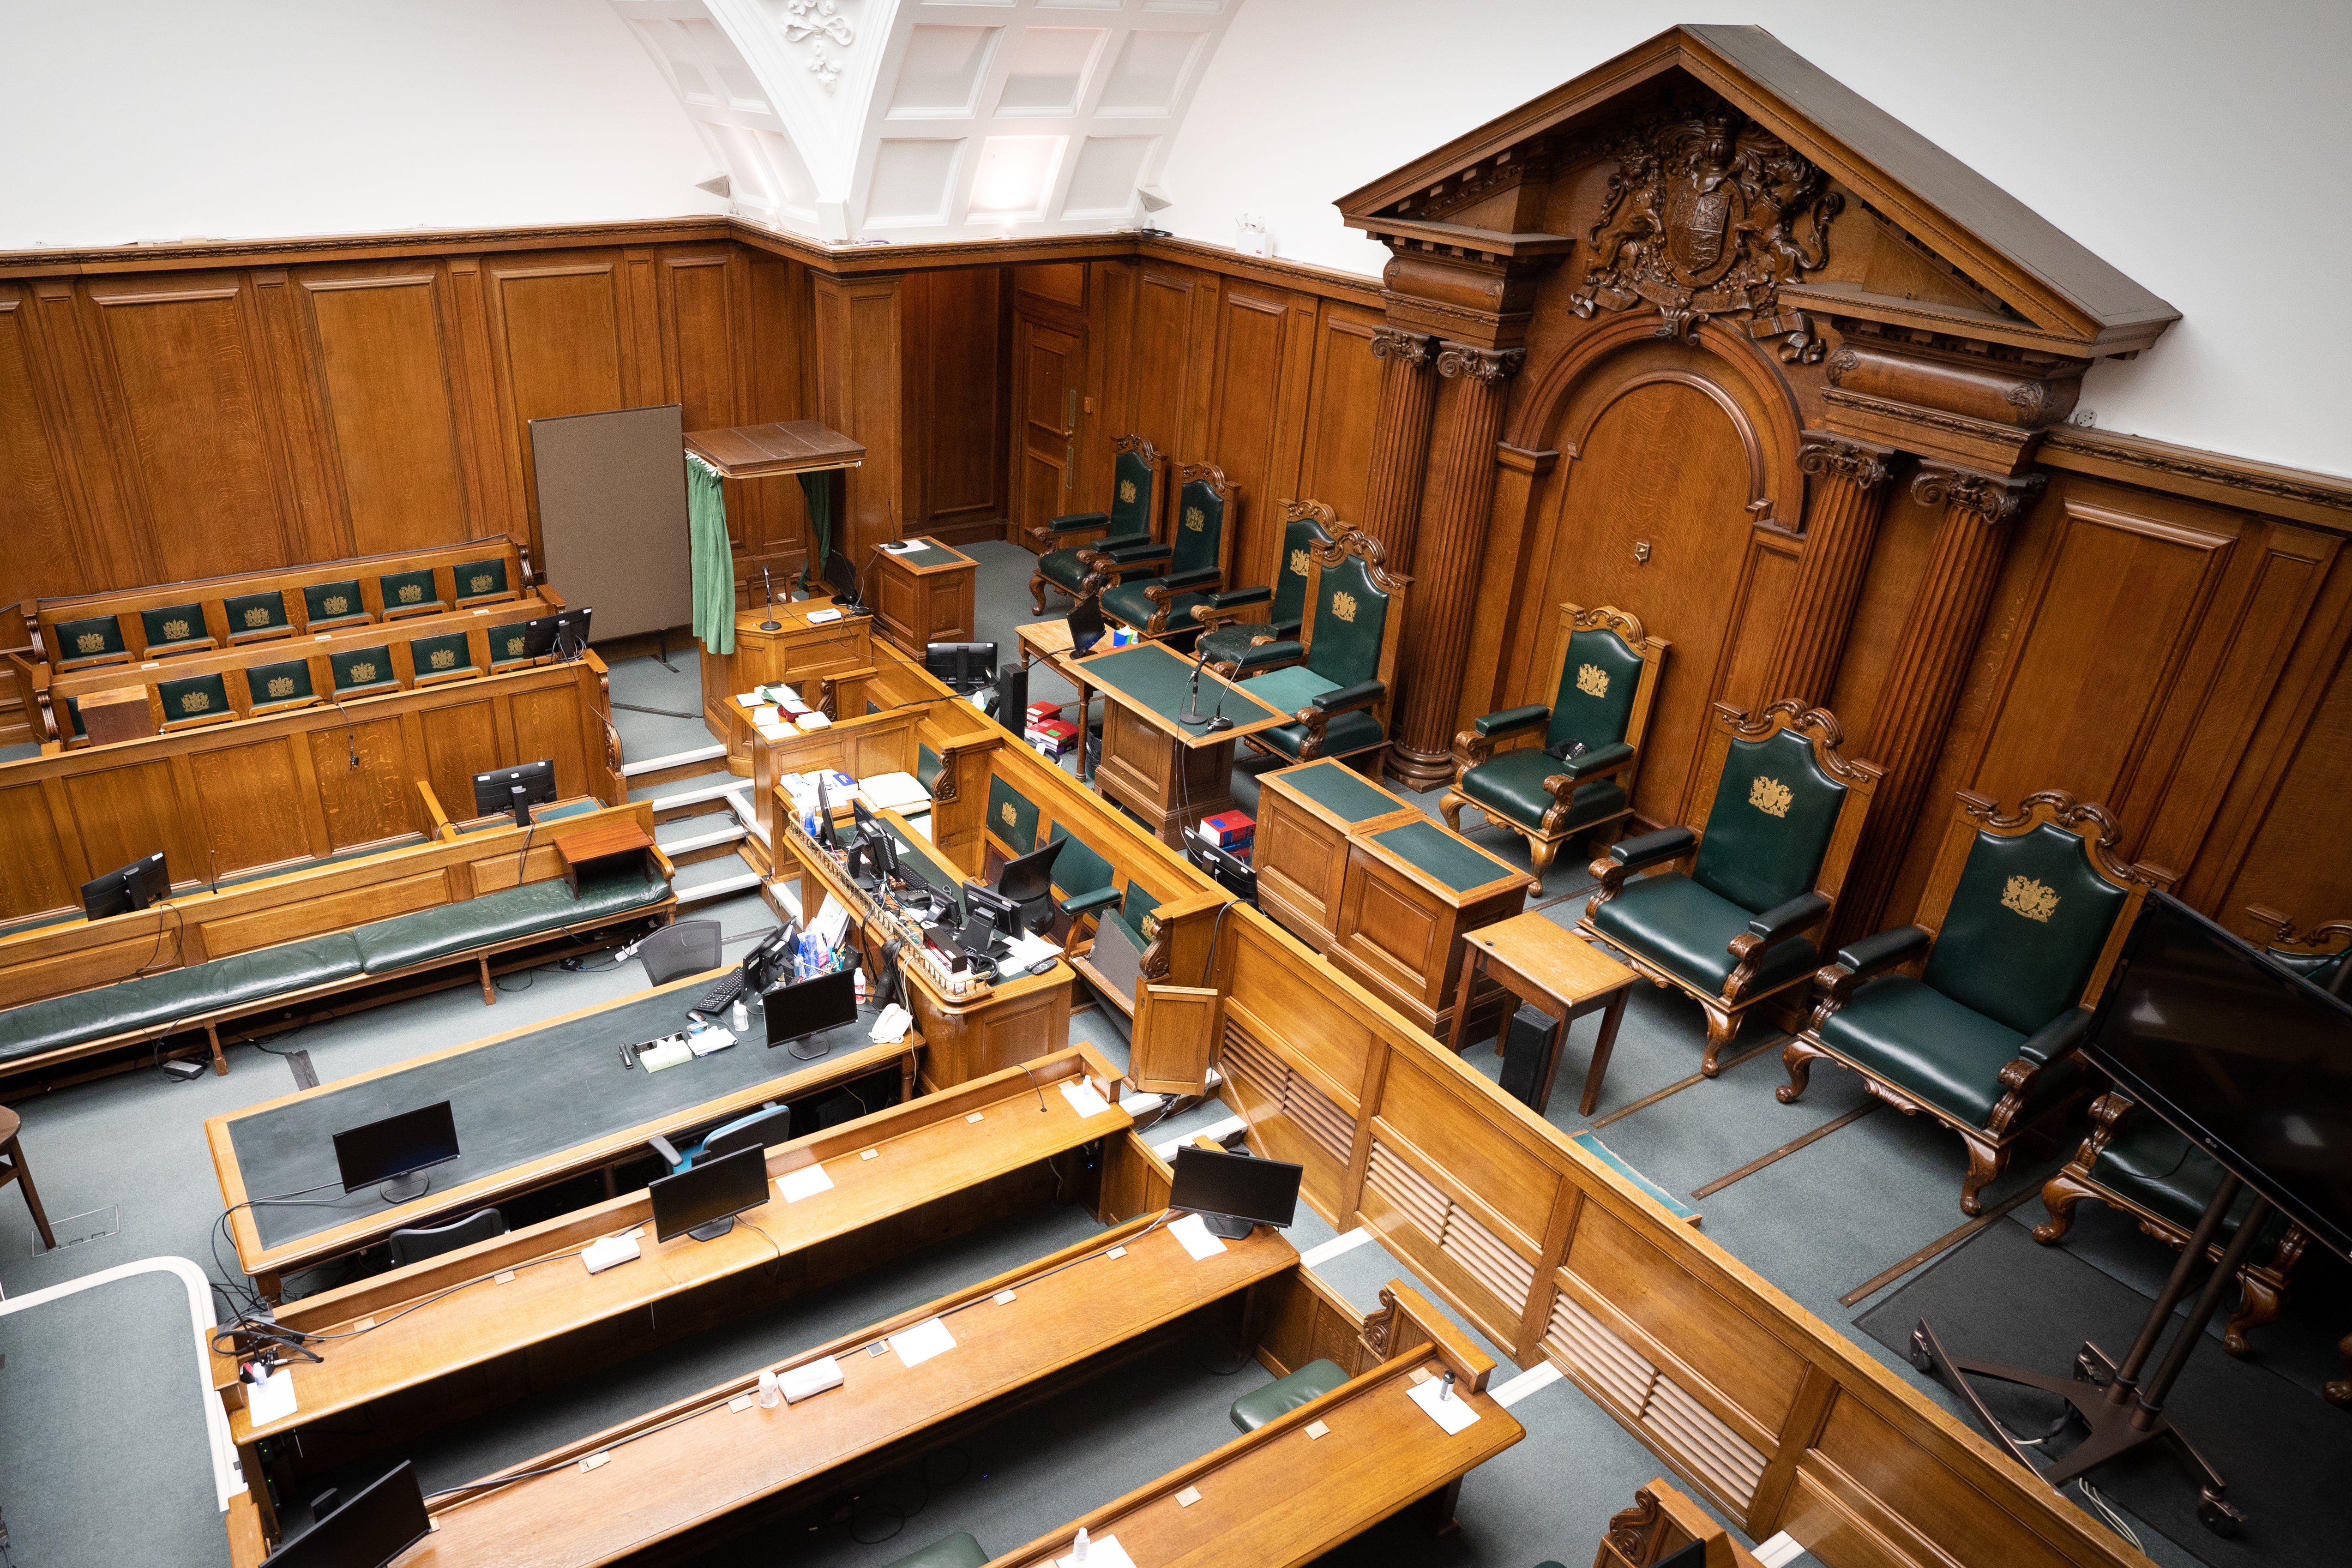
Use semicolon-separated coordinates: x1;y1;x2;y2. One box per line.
781;1356;844;1403
1055;1533;1138;1568
246;1368;299;1425
1169;1212;1228;1260
889;1316;957;1369
859;770;931;811
686;1027;735;1057
1002;931;1063;972
1408;1377;1481;1435
776;1163;835;1202
1059;1080;1113;1119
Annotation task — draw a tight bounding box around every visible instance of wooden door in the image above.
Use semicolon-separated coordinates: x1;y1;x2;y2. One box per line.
1015;322;1080;540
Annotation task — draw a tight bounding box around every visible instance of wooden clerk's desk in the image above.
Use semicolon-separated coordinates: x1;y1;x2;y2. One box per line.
699;600;875;775
1074;640;1293;846
869;537;978;655
779;806;1076;1090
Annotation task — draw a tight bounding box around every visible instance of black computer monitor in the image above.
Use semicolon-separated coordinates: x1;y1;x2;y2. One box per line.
1169;1146;1304;1240
1067;594;1106;655
80;851;169;920
332;1101;460;1204
996;839;1065;935
814;771;838;848
553;605;593;659
963;882;1022;943
268;1461;430;1568
766;967;859;1059
511;615;562;661
1186;838;1256;901
866;826;901;881
472;758;556;827
824;550;866;609
924;641;999;690
650;1143;770;1243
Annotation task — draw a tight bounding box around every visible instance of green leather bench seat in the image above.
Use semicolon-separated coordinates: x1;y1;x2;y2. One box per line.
354;866;666;974
884;1532;989;1568
0;934;362;1064
1817;976;2080;1127
2093;1115;2283;1242
1230;1357;1348;1432
1590;873;1818;997
1239;663;1383;760
1457;750;1629;835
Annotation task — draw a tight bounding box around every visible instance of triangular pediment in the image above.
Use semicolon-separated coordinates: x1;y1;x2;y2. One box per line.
1337;24;2176;357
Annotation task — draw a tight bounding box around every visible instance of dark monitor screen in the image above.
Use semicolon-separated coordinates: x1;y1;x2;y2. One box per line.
924;641;999;689
824;550;863;604
2085;892;2352;1262
332;1101;460;1194
1186;839;1255;900
765;967;859;1049
553;606;592;658
1066;594;1105;655
511;615;561;660
267;1460;430;1568
963;882;1022;938
80;851;169;920
472;758;556;821
997;839;1065;921
650;1144;770;1244
1169;1147;1303;1231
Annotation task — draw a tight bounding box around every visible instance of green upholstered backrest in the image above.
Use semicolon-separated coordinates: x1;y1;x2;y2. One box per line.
1107;445;1155;546
304;580;365;622
409;631;474;676
247;658;314;707
1304;553;1389;687
158;671;229;722
1691;727;1846;914
454;557;509;599
224;590;289;636
379;568;439;610
61;695;84;739
1272;512;1333;625
140;601;208;648
1925;823;2127;1035
1119;878;1153;943
1048;823;1115;898
987;775;1040;852
1172;476;1225;577
55;614;125;661
331;644;394;692
2269;946;2350;989
916;743;943;793
1549;624;1643;752
487;620;535;664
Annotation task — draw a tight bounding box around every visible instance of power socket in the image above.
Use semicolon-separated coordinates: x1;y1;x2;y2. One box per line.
162;1058;206;1081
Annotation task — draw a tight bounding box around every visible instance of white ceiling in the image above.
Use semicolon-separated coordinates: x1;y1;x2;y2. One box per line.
612;0;1239;242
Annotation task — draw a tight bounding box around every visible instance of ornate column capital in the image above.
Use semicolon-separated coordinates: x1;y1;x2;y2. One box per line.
1369;326;1434;368
1435;342;1526;384
1911;465;2045;525
1796;433;1896;492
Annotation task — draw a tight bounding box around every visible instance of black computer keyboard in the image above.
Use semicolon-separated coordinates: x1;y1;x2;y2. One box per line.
694;970;750;1015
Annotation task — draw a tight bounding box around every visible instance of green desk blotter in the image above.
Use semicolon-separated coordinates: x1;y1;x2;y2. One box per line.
1081;643;1280;726
1367;819;1516;894
1280;758;1407;824
886;542;965;570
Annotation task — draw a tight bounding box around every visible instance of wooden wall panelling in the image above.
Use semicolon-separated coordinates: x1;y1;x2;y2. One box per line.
246;269;343;564
1008;264;1087;545
479;249;631;571
810;270;904;566
1078;258;1133;519
0;779;76;915
0;288;90;619
185;739;312;876
1199;280;1317;597
1820;472;1937;750
1293;303;1387;550
901;265;1008;545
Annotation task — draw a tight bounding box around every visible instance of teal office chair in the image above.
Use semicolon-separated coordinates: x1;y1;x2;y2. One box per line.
648;1103;792;1172
1029;434;1164;613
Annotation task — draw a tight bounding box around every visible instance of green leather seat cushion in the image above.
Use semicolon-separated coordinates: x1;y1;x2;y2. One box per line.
1240;662;1334;715
1230;1358;1348;1432
1200;620;1281;667
884;1532;988;1568
1039;546;1127;595
1259;710;1384;761
0;935;362;1063
355;866;666;973
1589;871;1817;997
1460;748;1629;832
1102;579;1211;631
1048;823;1115;898
1818;975;2079;1128
2093;1116;2284;1242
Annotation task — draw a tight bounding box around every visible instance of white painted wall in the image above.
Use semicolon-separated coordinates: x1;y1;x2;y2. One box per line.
0;0;722;249
1157;0;2352;480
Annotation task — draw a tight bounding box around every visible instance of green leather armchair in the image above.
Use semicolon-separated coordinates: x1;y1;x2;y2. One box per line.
1580;702;1880;1076
1782;791;2164;1214
1029;434;1163;613
1442;602;1667;872
1099;463;1238;638
1190;500;1336;669
2035;1092;2310;1357
1215;527;1409;767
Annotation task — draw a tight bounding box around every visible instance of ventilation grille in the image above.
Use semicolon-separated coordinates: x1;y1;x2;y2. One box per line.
1222;1022;1356;1168
1366;1141;1537;1309
1545;1290;1768;1510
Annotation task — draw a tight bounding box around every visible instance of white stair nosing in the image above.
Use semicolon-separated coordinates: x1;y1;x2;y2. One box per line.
673;870;763;905
1299;1226;1375;1270
1491;1361;1564;1409
646;780;742;811
727;790;771;844
621;742;727;778
659;824;748;855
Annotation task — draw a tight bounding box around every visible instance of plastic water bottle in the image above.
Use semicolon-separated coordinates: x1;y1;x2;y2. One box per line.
731;997;749;1033
757;1369;781;1409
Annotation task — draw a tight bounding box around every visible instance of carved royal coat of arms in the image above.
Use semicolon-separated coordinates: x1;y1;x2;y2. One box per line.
1576;663;1609;699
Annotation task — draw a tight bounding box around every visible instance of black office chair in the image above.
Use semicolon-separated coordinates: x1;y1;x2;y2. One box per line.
387;1207;507;1268
638;920;724;988
649;1102;793;1172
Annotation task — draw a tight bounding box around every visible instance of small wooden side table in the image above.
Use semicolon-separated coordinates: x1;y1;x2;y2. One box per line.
1449;911;1639;1116
553;819;656;898
870;538;977;655
1015;619;1096;779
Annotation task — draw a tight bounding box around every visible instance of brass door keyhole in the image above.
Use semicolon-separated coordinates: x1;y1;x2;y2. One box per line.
1633;541;1652;565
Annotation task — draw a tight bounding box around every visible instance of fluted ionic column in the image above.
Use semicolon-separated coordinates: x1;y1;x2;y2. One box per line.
1832;465;2045;943
1359;326;1439;567
1385;341;1524;791
1759;434;1899;707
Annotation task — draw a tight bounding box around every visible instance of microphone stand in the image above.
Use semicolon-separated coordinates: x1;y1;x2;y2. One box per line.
758;565;782;631
1179;631;1215;727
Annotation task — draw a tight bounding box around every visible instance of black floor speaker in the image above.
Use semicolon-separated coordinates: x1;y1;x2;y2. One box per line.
1497;1002;1559;1110
994;663;1029;733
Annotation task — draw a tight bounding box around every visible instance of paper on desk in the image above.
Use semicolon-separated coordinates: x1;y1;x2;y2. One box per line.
776;1162;834;1202
639;1038;693;1073
1002;931;1063;972
752;704;782;726
736;692;763;707
686;1027;736;1057
889;1316;956;1369
1169;1212;1227;1260
810;902;851;949
1059;1080;1113;1119
246;1367;299;1426
757;724;792;742
1055;1533;1139;1568
1408;1376;1481;1435
860;770;930;811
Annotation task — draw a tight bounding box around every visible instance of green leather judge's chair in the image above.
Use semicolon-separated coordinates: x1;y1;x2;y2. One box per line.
1214;526;1409;769
1442;602;1668;872
1190;500;1338;670
1782;791;2165;1214
1581;702;1881;1077
1028;434;1164;613
1099;463;1238;639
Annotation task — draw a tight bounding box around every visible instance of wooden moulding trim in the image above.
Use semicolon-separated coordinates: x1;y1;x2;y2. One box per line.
2039;425;2352;532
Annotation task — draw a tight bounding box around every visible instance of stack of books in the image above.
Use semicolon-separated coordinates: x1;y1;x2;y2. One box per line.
1196;810;1254;859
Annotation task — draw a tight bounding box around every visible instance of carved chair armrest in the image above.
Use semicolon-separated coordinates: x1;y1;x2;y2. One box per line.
1724;891;1834;1000
1061;885;1124;920
1810;923;1932;1009
1043;511;1109;535
1143;566;1223;600
1588;824;1697;901
1101;540;1171;566
1293;679;1384;760
1474;703;1550;739
1203;583;1270;611
2018;1006;2092;1068
1563;739;1635;778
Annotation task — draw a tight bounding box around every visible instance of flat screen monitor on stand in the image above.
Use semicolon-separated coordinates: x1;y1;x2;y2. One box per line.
649;1144;770;1243
765;967;859;1060
553;605;592;659
472;758;557;828
80;851;170;920
333;1101;460;1204
924;641;999;692
824;550;872;616
266;1460;430;1568
1168;1146;1304;1241
995;838;1065;937
1911;892;2352;1536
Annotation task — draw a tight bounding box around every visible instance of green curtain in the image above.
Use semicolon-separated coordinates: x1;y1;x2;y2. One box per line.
797;471;833;594
687;455;734;655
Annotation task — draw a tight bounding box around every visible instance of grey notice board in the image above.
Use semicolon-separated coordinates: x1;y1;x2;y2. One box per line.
529;403;692;642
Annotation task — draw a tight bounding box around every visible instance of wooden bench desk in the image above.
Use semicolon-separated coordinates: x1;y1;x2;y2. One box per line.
1255;757;1424;951
398;1213;1298;1567
222;1051;1130;1456
1330;813;1536;1045
699;598;876;774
